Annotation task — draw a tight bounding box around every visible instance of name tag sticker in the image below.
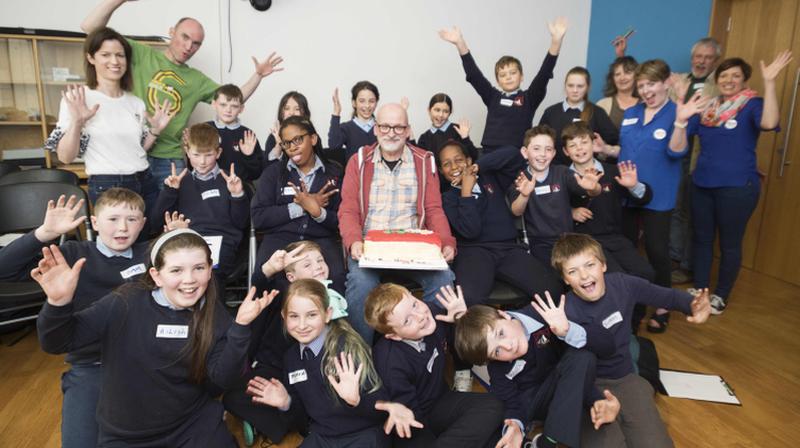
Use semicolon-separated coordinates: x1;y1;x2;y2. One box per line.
602;311;624;329
653;128;667;140
156;324;188;339
499;98;514;107
725;119;738;130
427;347;439;373
572;117;582;122
622;118;639;126
693;82;706;90
289;369;308;384
534;185;552;196
506;359;527;380
201;189;220;200
120;263;146;279
282;186;296;196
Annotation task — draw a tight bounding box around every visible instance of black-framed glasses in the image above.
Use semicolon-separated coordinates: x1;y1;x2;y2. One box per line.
279;133;309;150
376;123;409;134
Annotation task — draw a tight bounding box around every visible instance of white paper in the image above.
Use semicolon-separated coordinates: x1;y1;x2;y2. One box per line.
660;369;741;405
203;235;222;268
0;233;25;247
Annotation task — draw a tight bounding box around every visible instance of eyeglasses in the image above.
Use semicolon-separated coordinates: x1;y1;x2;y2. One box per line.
376;123;409;134
279;133;309;150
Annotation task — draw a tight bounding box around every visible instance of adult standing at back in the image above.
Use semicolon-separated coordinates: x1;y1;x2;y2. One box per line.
81;0;285;186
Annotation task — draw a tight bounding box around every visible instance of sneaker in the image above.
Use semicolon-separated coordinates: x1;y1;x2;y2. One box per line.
453;369;473;392
671;269;693;284
687;287;699;296
710;294;727;315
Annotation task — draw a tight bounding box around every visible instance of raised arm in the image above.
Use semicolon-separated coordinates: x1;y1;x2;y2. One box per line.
760;50;793;129
240;53;284;102
54;85;98;164
670;91;709;153
81;0;126;33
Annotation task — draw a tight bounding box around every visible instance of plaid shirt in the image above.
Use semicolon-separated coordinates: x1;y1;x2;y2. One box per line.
364;146;418;232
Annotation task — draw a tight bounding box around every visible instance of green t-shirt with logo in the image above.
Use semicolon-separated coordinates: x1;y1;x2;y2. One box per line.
128;39;219;159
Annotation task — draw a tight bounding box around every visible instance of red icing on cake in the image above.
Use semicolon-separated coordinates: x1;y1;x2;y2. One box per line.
364;230;441;247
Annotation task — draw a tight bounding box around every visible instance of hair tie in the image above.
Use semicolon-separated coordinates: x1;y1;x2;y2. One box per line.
150;229;203;265
321;279;348;320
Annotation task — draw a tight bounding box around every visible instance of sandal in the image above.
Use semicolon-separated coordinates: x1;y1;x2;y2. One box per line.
646;312;670;334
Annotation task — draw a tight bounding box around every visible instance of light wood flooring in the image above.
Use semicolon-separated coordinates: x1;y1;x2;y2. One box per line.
1;267;798;447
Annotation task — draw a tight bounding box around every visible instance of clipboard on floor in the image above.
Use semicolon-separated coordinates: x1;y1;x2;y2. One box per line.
659;369;741;406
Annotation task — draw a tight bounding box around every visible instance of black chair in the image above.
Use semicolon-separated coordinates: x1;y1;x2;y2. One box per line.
0;182;92;332
0;168;80;186
0;161;20;178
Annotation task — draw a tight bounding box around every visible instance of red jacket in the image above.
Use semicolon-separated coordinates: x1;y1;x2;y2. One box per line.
338;143;456;251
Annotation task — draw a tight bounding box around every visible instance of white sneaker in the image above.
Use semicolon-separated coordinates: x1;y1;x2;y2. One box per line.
453;369;473;392
710;294;727;315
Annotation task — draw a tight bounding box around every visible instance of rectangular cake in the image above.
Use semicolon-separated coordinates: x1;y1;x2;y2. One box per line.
359;229;448;270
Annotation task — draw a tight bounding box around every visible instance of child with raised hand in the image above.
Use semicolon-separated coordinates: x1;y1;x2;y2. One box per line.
329;81;380;162
0;188;149;448
553;233;711;447
439;17;567;152
365;283;505;447
252;115;344;290
454;291;621;448
151;122;249;284
206;84;264;183
245;278;421;447
417;93;478;160
265;91;312;166
34;229;277;447
509;125;602;266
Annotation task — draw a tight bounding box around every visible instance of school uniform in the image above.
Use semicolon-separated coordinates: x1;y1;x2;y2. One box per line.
417;121;479;160
151;165;249;281
207;120;264;182
328;116;378;162
250;156;344;291
565;272;696;447
618;101;688;287
37;287;247;447
443;148;563;307
460;51;557;151
281;327;389;447
486;307;615;448
570;159;655;282
1;235;148;448
539;100;620;165
507;163;589;266
372;306;503;448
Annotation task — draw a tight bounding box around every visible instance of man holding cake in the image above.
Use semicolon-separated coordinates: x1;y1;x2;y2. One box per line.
338;103;457;343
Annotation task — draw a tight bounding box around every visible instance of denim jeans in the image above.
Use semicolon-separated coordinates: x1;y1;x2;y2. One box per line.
61;363;102;448
148;156;186;191
88;169;159;214
691;180;760;299
345;257;455;343
669;157;693;271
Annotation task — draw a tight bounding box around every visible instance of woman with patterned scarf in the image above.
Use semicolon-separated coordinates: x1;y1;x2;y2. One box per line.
669;50;792;315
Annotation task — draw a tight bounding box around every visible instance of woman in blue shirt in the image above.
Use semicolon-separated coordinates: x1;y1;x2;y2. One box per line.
671;51;791;315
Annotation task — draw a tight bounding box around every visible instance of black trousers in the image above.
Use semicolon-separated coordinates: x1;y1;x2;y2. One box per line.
222;363;307;444
300;426;389;448
393;391;504;448
452;243;564;307
621;208;672;288
595;233;655;283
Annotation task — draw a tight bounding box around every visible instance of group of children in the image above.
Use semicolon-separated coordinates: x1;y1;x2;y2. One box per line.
0;14;727;448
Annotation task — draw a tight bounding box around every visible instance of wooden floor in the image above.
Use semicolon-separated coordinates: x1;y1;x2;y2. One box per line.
1;267;799;447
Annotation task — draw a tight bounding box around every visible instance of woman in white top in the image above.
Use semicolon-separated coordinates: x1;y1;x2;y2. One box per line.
46;27;172;209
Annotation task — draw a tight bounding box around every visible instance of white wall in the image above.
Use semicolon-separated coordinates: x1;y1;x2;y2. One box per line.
1;0;591;146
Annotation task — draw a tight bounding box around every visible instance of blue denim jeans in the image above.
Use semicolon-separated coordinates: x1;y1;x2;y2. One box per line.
148;156;186;191
61;363;102;448
345;257;455;343
691;180;760;299
88;169;159;214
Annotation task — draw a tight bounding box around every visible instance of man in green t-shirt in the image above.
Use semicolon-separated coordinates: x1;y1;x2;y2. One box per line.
82;0;284;187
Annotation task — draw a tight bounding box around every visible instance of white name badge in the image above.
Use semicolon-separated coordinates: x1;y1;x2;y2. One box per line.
203;236;223;268
427;347;439;373
499;98;514;107
156;324;189;339
534;185;552;196
289;368;308;385
725;119;738;130
602;311;624;329
653;128;667;140
693;82;706;90
505;359;527;380
120;263;146;279
572;117;582;122
622;117;639;126
282;186;296;196
201;189;221;200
